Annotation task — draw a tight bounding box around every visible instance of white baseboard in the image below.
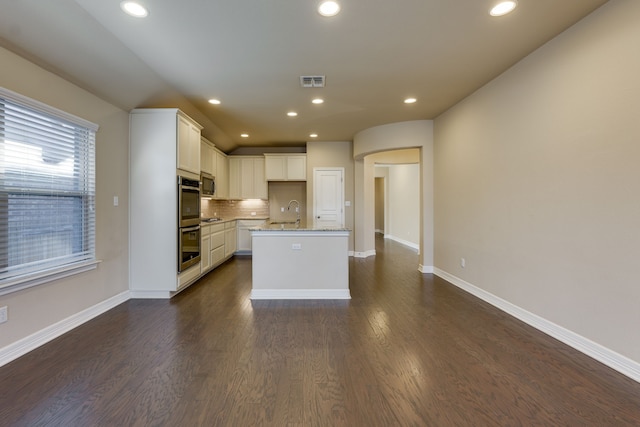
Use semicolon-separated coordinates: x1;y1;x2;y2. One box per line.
353;250;376;258
419;265;434;273
433;268;640;383
0;290;131;368
250;289;351;300
129;290;172;299
384;234;419;252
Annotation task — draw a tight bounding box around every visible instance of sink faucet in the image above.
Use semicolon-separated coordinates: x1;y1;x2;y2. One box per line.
287;199;300;224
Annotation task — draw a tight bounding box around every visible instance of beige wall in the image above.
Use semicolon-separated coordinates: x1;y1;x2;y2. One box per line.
434;0;640;363
374;177;385;233
306;141;354;251
268;182;307;222
0;47;129;348
387;164;420;248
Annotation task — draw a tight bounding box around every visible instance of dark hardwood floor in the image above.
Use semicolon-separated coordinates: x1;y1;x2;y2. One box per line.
2;236;640;426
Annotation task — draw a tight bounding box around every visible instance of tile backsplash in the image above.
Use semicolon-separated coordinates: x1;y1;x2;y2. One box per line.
201;199;269;219
201;181;306;220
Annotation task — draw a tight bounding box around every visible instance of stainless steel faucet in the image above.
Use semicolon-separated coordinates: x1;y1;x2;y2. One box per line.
287;199;300;224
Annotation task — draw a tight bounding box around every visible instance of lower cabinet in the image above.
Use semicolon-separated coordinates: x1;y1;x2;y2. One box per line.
200;221;233;276
225;221;237;257
201;226;211;274
237;219;267;254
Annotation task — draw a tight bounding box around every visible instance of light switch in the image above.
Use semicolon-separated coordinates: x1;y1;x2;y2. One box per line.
345;201;351;207
113;196;119;207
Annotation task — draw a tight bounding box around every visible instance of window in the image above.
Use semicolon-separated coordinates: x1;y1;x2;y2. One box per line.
0;88;98;294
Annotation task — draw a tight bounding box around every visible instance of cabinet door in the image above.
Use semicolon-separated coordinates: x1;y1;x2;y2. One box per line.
216;152;228;198
225;227;237;257
228;157;241;199
200;141;214;175
253;157;267;199
237;227;251;251
240;157;254;199
265;156;286;180
287;155;307;180
177;115;201;174
201;235;211;273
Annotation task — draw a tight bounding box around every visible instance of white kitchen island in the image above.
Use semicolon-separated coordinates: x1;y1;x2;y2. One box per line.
250;224;351;299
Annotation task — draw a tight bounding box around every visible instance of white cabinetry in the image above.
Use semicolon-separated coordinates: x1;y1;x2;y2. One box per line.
264;154;306;181
229;156;267;199
237;219;267;254
129;108;203;298
200;137;215;176
201;222;228;275
201;225;211;273
210;223;226;266
177;113;203;175
215;150;229;199
225;221;237;257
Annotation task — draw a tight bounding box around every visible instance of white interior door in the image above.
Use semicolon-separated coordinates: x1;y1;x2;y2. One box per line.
314;168;344;228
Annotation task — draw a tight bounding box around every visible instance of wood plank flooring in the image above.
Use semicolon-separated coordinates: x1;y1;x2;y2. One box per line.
1;236;640;426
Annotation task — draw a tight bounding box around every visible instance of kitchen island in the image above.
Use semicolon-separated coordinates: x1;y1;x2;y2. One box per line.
250;223;351;299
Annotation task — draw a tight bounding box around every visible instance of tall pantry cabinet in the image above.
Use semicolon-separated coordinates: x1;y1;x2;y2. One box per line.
129;108;203;298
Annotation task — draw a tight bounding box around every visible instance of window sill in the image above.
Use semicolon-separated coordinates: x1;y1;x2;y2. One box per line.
0;260;101;296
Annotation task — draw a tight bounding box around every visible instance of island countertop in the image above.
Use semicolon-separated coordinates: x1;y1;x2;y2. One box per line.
250;221;350;232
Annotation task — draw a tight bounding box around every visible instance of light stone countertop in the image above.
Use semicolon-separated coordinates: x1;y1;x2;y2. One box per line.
250;221;350;232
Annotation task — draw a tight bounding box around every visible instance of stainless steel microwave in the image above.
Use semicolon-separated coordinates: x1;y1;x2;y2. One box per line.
201;172;215;196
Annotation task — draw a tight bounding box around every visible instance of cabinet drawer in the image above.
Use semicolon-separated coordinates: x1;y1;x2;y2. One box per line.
201;224;211;236
211;245;225;265
210;223;224;233
211;230;225;248
225;220;236;230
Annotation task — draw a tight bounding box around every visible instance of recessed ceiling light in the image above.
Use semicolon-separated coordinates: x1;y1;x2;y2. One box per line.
287;111;298;117
120;1;148;18
208;99;221;105
490;1;517;17
310;133;318;138
241;133;249;138
404;98;417;104
312;98;324;104
318;1;340;17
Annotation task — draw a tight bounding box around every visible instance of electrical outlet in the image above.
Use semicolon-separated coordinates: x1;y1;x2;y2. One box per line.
0;306;7;324
281;207;285;212
460;258;466;268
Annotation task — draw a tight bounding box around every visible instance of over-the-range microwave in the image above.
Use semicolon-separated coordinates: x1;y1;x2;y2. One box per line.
201;172;215;196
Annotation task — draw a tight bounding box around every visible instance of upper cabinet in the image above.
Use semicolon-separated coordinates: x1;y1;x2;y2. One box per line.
201;137;229;199
229;156;267;199
215;149;229;199
200;137;215;176
264;154;307;181
177;113;203;175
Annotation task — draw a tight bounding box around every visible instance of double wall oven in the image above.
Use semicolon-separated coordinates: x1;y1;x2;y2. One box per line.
178;176;201;272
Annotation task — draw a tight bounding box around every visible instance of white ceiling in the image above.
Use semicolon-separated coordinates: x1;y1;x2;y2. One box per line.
0;0;608;152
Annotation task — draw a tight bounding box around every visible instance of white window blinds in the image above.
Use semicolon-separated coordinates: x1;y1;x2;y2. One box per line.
0;88;98;287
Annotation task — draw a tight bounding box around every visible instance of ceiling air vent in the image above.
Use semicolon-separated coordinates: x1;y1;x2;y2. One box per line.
300;75;325;88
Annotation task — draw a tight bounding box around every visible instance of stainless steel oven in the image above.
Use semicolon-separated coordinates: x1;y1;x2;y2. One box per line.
178;176;201;271
179;225;201;272
178;176;201;227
